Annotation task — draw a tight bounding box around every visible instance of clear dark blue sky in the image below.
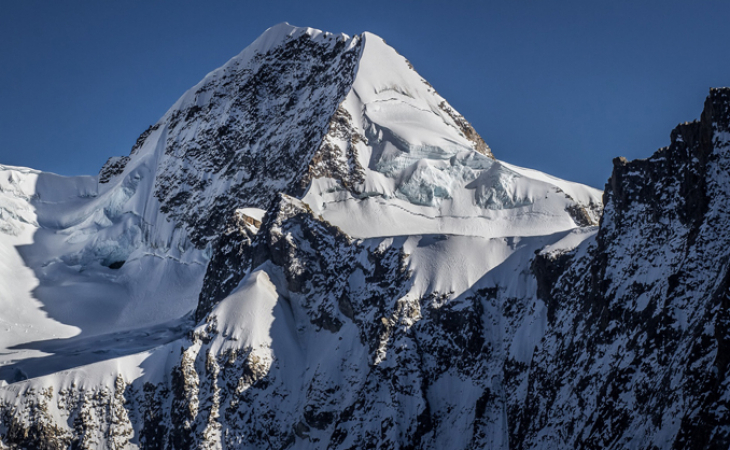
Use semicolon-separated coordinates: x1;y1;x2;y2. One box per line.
2;1;729;188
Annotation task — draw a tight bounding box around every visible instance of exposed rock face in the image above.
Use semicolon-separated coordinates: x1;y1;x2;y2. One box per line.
99;156;131;184
518;87;730;449
149;30;363;248
437;100;492;158
195;209;261;322
298;104;367;192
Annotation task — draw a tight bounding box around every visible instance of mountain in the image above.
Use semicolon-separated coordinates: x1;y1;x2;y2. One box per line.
515;88;730;449
0;23;723;450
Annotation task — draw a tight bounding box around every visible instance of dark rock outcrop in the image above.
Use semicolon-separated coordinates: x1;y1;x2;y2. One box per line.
514;88;730;450
150;31;363;248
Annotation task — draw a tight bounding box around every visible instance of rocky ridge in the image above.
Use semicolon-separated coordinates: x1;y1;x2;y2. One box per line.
518;88;730;449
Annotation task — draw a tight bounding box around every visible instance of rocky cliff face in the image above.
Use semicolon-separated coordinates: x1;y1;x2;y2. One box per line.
519;88;730;449
119;26;363;249
4;23;726;450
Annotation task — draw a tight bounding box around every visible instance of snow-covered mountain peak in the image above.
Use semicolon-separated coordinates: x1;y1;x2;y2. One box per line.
0;26;614;450
0;25;603;350
256;22;349;48
163;22;355;123
355;31;492;159
0;25;603;355
92;23;600;253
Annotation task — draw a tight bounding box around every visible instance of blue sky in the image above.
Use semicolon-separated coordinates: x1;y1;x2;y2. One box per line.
1;0;729;188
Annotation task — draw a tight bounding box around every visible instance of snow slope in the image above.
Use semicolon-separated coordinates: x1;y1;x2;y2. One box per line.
0;163;207;385
302;31;602;239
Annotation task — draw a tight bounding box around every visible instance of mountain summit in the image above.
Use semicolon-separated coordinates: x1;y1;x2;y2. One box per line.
4;24;725;450
96;22;598;247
